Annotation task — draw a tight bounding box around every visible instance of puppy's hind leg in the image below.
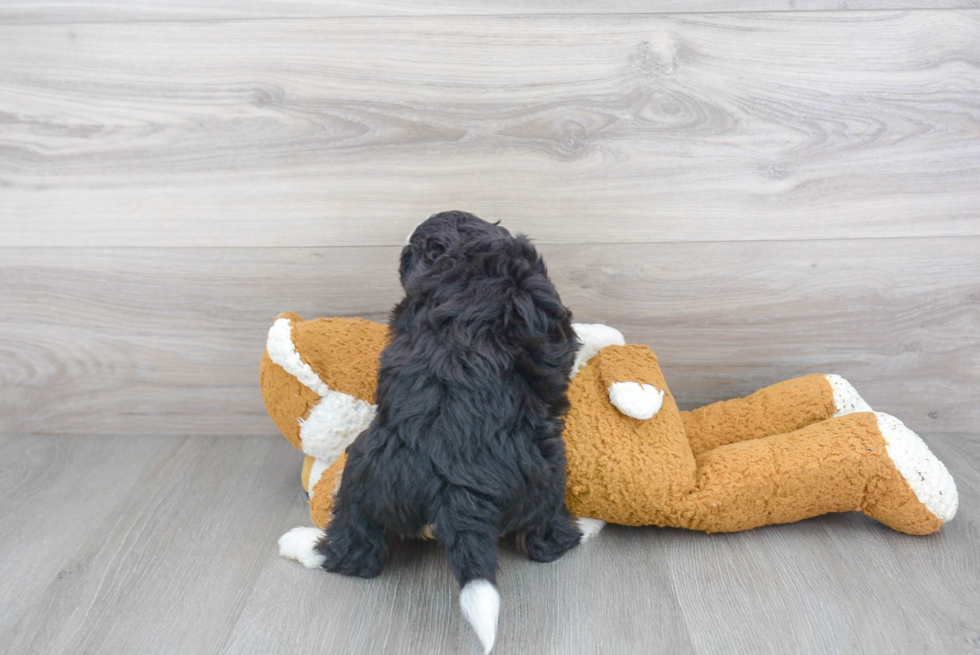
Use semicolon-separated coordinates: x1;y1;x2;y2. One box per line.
435;493;501;654
316;497;387;578
518;505;582;563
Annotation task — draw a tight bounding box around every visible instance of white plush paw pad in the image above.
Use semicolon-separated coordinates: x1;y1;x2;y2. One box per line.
826;374;873;416
576;517;606;541
278;527;327;568
608;382;665;420
875;412;958;523
460;580;500;654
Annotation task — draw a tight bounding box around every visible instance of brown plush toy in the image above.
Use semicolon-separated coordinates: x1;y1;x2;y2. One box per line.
262;314;958;541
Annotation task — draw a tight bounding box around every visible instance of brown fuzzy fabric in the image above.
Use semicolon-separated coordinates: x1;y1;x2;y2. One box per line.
564;345;696;526
260;314;388;453
291;317;389;404
263;317;947;536
260;355;319;453
563;345;941;534
310;453;348;530
672;411;941;534
681;373;836;458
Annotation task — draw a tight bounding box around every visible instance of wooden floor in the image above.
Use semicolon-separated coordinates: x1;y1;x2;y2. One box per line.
0;432;976;655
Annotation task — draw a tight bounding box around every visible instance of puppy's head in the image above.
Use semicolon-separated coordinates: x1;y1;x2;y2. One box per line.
399;210;510;292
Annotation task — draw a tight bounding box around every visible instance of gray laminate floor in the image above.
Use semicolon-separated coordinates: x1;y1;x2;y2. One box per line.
0;433;977;654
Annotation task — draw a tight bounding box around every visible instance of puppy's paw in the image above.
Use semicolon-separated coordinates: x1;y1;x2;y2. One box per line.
522;515;583;563
278;526;326;568
318;536;386;578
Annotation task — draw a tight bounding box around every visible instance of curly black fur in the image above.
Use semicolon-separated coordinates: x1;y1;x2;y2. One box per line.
317;210;581;588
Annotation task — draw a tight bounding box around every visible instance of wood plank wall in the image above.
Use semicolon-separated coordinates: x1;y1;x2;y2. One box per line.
1;3;978;436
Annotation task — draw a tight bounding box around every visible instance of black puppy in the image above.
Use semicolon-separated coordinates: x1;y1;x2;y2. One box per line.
318;211;581;652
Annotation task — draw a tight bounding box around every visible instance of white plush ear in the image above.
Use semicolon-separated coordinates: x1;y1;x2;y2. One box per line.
608;382;664;420
570;323;625;378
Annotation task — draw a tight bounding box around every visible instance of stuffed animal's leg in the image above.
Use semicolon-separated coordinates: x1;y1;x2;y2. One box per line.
303;453;347;529
681;374;872;457
564;344;699;527
669;412;956;535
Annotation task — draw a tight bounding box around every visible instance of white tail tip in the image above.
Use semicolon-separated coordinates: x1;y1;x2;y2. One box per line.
460;579;499;654
278;526;327;568
576;517;606;541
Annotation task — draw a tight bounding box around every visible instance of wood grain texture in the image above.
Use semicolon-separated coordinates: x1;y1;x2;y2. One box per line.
0;435;174;635
1;236;977;436
1;11;978;247
0;434;302;654
0;433;976;654
2;1;979;24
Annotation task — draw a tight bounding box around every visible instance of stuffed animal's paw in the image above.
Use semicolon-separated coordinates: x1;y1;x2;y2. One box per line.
874;412;957;523
826;374;873;416
278;526;326;568
608;382;665;419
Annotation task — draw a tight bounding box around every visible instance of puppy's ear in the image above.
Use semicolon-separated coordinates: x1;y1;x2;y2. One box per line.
419;236;448;264
506;260;576;396
510;284;571;340
400;222;465;290
512;234;548;275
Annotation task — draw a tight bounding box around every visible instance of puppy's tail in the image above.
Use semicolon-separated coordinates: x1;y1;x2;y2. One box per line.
459;577;500;654
439;517;500;653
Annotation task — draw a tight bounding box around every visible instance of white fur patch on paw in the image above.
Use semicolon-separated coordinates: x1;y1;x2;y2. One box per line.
460;579;500;654
874;412;958;523
570;323;625;378
278;527;327;569
826;374;873;416
608;382;664;420
576;517;606;541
